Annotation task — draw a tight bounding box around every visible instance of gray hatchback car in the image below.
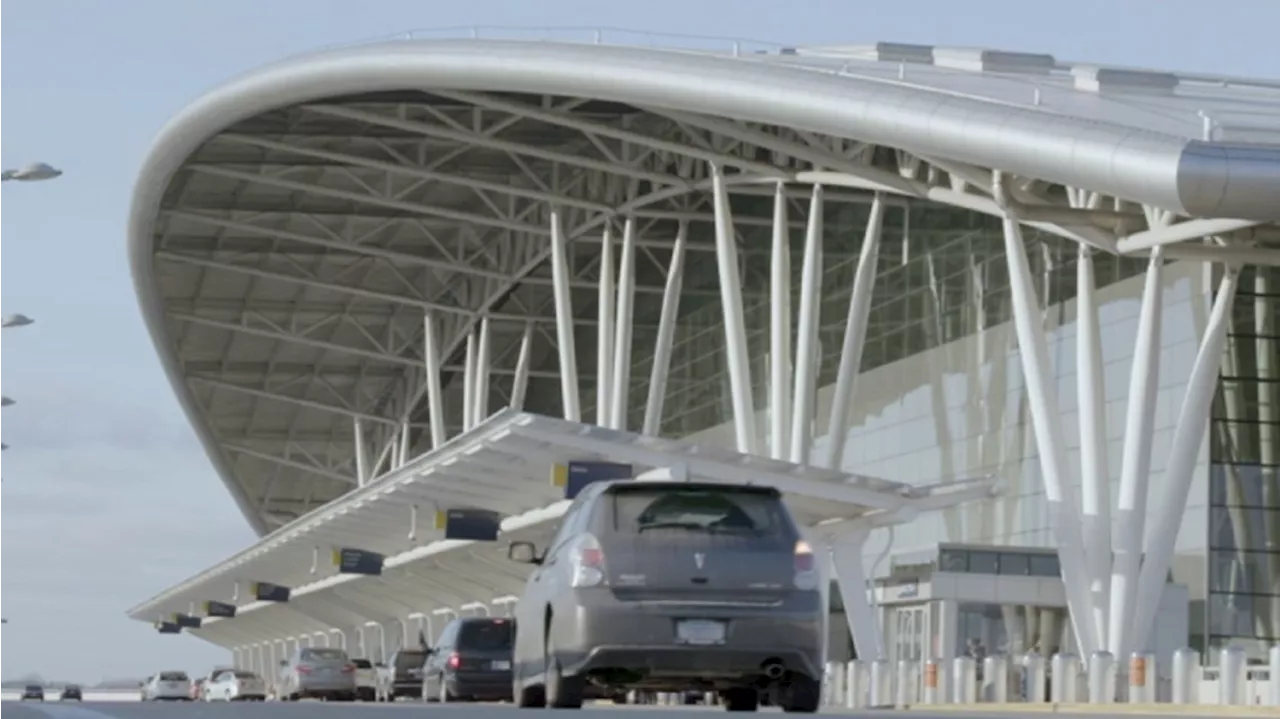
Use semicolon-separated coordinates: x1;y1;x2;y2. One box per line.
507;480;824;712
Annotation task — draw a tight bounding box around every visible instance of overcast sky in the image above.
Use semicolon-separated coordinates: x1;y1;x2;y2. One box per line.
2;0;1277;683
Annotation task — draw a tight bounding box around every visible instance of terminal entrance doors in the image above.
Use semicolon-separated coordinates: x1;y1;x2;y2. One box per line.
890;604;929;666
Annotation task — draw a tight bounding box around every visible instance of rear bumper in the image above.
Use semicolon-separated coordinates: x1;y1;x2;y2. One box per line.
554;592;824;681
391;680;422;695
446;671;513;700
297;678;356;694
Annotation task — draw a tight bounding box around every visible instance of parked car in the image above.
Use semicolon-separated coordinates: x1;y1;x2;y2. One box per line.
203;669;267;701
421;616;516;703
142;671;193;701
386;646;428;700
349;658;379;701
20;684;44;701
277;646;357;701
507;479;824;712
59;685;83;701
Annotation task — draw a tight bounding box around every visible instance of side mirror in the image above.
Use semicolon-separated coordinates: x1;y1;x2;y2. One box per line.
508;540;542;565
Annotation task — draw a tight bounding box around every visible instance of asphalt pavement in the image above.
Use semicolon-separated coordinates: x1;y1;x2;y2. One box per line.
0;701;1237;719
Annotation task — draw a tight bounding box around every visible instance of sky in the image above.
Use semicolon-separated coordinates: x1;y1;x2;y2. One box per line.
1;0;1278;684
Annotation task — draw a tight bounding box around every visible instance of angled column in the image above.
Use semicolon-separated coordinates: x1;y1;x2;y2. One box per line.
710;164;758;454
1000;212;1098;655
1075;246;1113;654
510;322;534;410
769;182;793;460
353;418;369;487
610;217;638;430
1107;248;1165;658
474;316;491;425
596;225;616;425
462;331;478;431
1130;264;1242;653
790;185;825;465
422;313;447;449
829;529;885;660
826;194;886;470
642;223;688;436
549;207;582;422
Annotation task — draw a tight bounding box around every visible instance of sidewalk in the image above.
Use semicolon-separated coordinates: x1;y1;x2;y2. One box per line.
900;702;1276;716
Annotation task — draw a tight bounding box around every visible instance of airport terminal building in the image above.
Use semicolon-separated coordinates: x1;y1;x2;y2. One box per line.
125;29;1279;673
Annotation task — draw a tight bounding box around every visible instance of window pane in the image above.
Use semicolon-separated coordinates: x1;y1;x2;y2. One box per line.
1029;554;1061;578
1209;505;1280;551
939;549;968;572
969;551;999;574
1000;553;1031;576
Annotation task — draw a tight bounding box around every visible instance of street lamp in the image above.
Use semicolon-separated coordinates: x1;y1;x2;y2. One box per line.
2;314;35;328
1;162;62;182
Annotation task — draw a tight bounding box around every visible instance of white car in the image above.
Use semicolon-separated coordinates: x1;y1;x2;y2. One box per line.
203;669;267;701
142;671;192;701
350;658;380;701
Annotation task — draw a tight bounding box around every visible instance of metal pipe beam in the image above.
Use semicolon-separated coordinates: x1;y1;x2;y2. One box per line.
642;223;688;436
790;185;825;465
609;217;638;431
769;182;793;460
710;164;759;454
596;225;616;426
549;208;582;422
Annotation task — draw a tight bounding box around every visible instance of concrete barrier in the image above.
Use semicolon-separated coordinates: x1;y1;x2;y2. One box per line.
1;689;141;702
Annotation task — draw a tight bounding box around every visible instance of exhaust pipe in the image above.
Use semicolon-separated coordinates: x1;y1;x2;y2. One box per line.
761;661;785;679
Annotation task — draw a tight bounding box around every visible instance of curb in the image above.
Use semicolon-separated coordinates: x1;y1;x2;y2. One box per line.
897;702;1276;716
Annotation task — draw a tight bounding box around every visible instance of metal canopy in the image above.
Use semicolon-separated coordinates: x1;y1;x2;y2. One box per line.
128;409;996;631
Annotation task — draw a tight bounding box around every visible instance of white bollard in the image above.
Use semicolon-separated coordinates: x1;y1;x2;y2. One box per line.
1051;653;1082;704
1170;647;1200;705
896;660;917;707
1128;652;1156;704
982;654;1009;703
869;659;893;707
952;656;977;704
1022;652;1046;703
845;660;867;708
1087;650;1117;704
1269;644;1280;707
1219;646;1248;706
921;659;944;705
825;661;844;706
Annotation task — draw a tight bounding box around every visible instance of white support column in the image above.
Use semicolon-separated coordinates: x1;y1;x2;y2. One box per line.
1107;248;1165;658
826;194;886;470
510;322;534;411
397;422;410;467
474;316;492;425
422;313;447;448
790;185;825;465
769;182;793;460
353;418;369;487
596;225;616;426
1256;271;1280;635
1000;213;1098;655
1075;246;1113;654
550;207;582;422
462;331;477;431
642;223;688;436
1130;264;1242;653
610;217;638;430
830;529;885;660
710;164;759;454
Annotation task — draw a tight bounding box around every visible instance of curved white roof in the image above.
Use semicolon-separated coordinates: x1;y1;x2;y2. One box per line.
129;36;1280;534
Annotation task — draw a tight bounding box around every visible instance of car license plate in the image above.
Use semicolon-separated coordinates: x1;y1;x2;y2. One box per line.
676;619;726;645
491;660;511;670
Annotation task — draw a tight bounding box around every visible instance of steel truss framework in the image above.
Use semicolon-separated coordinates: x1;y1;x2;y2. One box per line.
126;34;1280;666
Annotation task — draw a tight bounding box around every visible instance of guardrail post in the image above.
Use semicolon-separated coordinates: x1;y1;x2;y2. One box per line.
1170;647;1200;704
1219;646;1247;706
982;654;1009;703
1022;651;1046;703
952;656;976;704
845;660;868;708
895;659;917;707
1128;652;1156;703
1051;653;1082;703
922;658;944;704
1088;650;1117;703
869;659;892;707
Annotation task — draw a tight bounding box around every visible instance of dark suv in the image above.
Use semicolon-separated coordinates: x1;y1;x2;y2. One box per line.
421;617;515;702
20;684;44;701
387;647;428;700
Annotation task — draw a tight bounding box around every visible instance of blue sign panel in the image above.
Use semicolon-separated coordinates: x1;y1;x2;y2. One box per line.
155;621;181;634
563;461;633;499
332;547;384;576
252;582;291;602
173;614;202;629
204;600;237;618
442;508;502;541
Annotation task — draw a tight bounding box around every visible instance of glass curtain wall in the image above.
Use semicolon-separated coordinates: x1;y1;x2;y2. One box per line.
1208;265;1280;661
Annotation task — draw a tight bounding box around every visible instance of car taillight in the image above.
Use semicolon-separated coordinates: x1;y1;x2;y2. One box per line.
341;664;356;673
296;666;312;675
570;534;606;588
793;539;819;590
447;653;461;670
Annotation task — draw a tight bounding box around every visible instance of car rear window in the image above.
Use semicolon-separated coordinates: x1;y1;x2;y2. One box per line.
159;672;188;681
457;620;515;650
610;486;791;536
234;671;258;679
301;648;347;663
394;650;426;669
351;659;373;669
